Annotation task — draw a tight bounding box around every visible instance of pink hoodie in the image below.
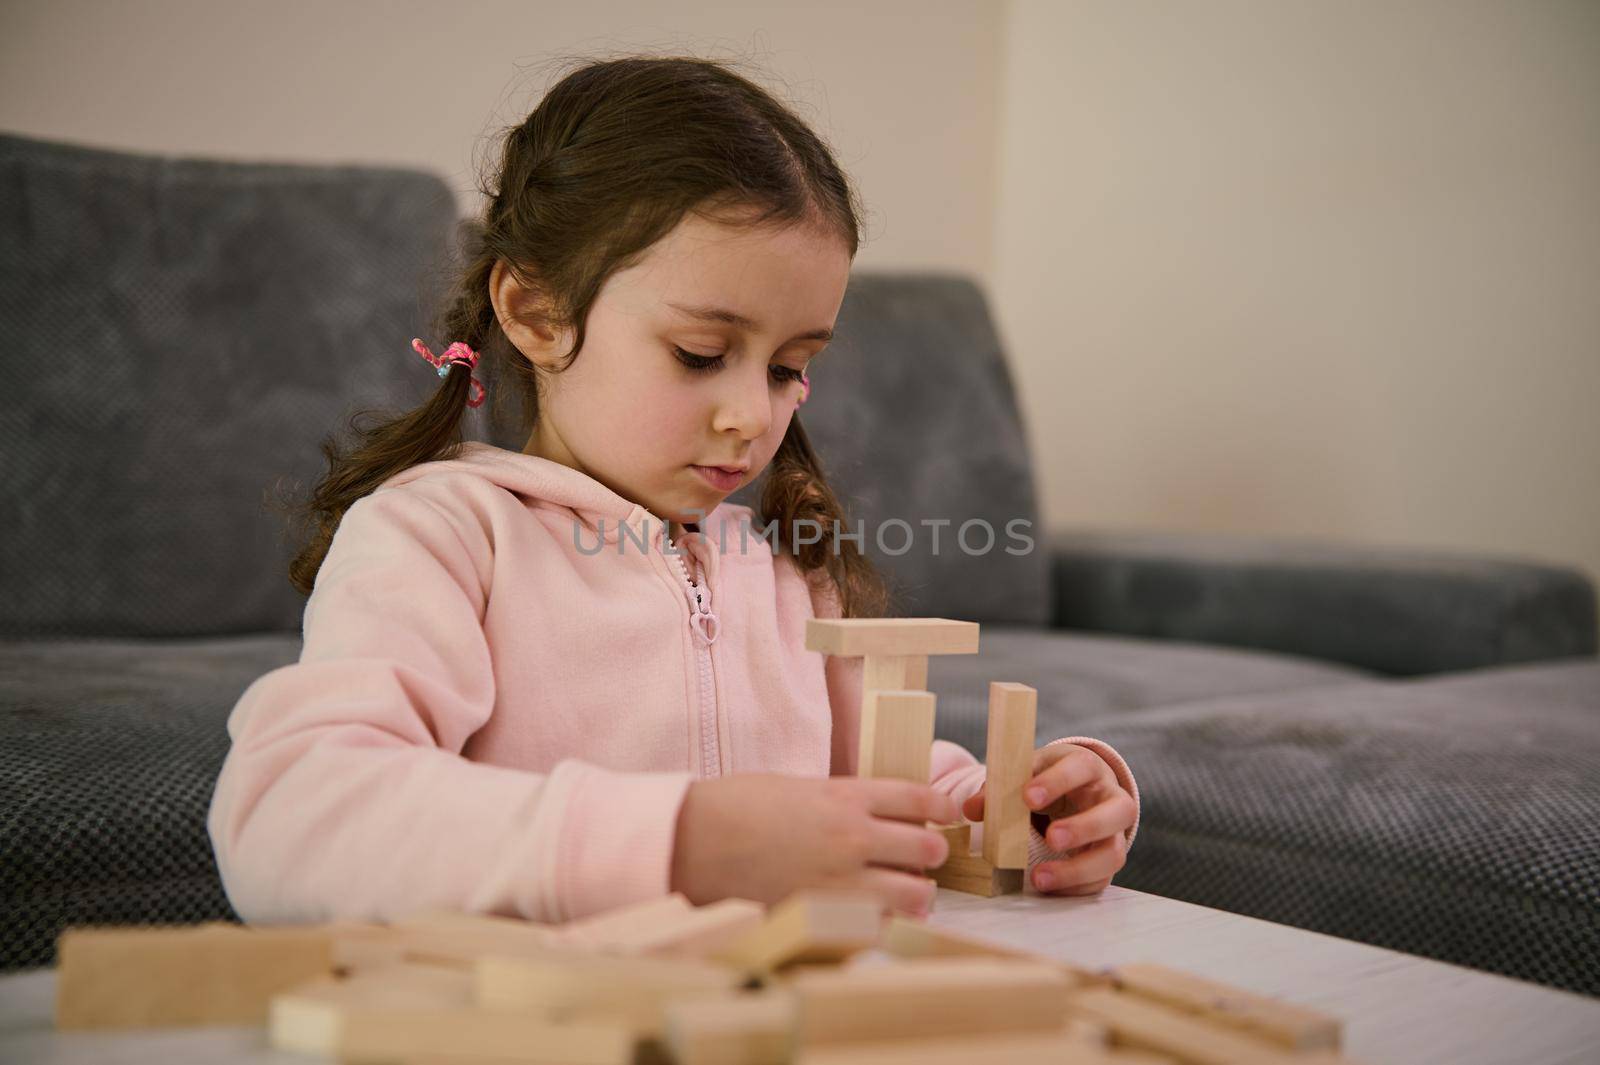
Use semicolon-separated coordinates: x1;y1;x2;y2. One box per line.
207;443;1139;925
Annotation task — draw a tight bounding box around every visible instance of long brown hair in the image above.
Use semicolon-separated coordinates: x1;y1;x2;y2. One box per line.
282;53;888;617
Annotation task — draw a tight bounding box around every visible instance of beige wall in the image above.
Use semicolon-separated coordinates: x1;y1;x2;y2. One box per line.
0;0;1002;274
995;0;1600;582
3;0;1596;582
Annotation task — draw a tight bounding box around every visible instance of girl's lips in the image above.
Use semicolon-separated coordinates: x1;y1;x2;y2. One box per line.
691;465;744;491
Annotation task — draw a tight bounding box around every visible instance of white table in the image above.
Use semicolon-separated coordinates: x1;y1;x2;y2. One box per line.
3;885;1598;1064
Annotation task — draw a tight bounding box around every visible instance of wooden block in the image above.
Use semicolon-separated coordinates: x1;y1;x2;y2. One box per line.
54;921;337;1030
793;1030;1166;1065
269;962;471;1054
662;990;797;1065
1109;963;1342;1051
1065;987;1314;1065
929;821;1024;896
273;959;632;1063
320;921;405;972
556;893;697;951
982;681;1037;869
713;890;884;973
929;837;1027;897
805;618;980;657
474;949;744;1037
373;911;566;969
858;689;936;782
881;914;1109;987
787;956;1074;1045
394;908;560;935
631;899;769;960
937;822;971;856
862;654;928;694
344;1008;632;1064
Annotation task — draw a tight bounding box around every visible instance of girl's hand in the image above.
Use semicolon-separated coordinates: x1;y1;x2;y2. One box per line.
670;773;963;919
959;743;1135;897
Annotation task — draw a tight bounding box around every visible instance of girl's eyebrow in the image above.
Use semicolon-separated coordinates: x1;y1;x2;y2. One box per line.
666;300;833;343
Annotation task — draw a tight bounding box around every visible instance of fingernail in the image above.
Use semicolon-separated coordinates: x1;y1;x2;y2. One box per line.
1026;787;1046;808
1035;869;1055;890
1050;828;1071;849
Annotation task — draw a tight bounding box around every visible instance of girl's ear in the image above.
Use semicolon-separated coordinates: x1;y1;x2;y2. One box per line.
489;258;571;371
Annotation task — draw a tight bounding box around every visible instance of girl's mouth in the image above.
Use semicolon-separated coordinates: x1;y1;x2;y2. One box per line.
690;465;745;491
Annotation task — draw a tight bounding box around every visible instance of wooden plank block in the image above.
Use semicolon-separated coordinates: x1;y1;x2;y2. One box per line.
787;956;1074;1045
365;912;566;970
858;689;936;782
982;681;1037;869
273;959;633;1063
269;962;470;1054
630;899;768;960
54;921;337;1030
927;823;1024;897
793;1030;1177;1064
862;654;928;694
805;618;980;657
936;822;970;857
1110;963;1342;1051
1065;987;1318;1065
474;949;743;1037
556;893;696;950
881;914;1109;988
713;890;884;973
930;855;1026;897
340;1007;632;1064
663;991;797;1065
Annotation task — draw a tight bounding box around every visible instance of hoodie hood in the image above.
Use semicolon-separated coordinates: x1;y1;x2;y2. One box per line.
374;443;725;581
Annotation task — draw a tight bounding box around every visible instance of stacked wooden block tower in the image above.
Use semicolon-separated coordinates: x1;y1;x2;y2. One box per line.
51;617;1362;1064
803;617;1036;896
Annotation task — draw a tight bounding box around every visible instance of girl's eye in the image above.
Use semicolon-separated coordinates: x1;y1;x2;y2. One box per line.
672;346;808;386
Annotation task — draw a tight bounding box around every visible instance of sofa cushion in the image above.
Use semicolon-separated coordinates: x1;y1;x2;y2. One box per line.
0;131;460;639
0;634;300;971
929;626;1373;757
1071;657;1600;996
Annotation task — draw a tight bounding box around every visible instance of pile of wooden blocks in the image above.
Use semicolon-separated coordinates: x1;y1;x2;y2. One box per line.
50;616;1362;1061
55;889;1358;1063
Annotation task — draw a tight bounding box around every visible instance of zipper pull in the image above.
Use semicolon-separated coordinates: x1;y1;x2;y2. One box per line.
689;578;720;643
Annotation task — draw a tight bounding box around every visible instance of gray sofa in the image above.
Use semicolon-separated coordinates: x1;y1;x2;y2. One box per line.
3;130;1596;998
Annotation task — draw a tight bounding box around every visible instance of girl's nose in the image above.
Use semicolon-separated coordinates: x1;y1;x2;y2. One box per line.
712;364;773;440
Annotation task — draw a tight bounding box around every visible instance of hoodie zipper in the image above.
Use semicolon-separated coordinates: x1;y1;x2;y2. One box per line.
666;529;722;778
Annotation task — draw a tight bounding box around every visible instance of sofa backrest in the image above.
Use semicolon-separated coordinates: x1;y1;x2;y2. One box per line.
0;132;460;638
1;132;1049;636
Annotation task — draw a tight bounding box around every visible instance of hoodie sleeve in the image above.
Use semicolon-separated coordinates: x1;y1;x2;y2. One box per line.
207;485;694;927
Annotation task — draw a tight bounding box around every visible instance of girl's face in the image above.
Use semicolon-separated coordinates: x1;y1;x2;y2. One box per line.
497;212;851;535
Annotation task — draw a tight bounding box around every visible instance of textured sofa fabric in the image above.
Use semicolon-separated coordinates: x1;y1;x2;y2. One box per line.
1051;529;1599;676
0;636;298;970
0;131;459;640
3;130;1598;1000
1067;659;1600;997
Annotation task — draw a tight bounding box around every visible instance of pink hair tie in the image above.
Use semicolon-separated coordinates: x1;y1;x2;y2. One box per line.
412;338;486;408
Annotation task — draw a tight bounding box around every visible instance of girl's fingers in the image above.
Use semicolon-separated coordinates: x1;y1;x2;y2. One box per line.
1023;748;1109;813
854;778;961;825
1033;834;1127;893
855;865;938;917
866;818;952;872
1042;790;1137;852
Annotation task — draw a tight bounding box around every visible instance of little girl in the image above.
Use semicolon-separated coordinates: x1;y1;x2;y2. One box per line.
208;54;1139;927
